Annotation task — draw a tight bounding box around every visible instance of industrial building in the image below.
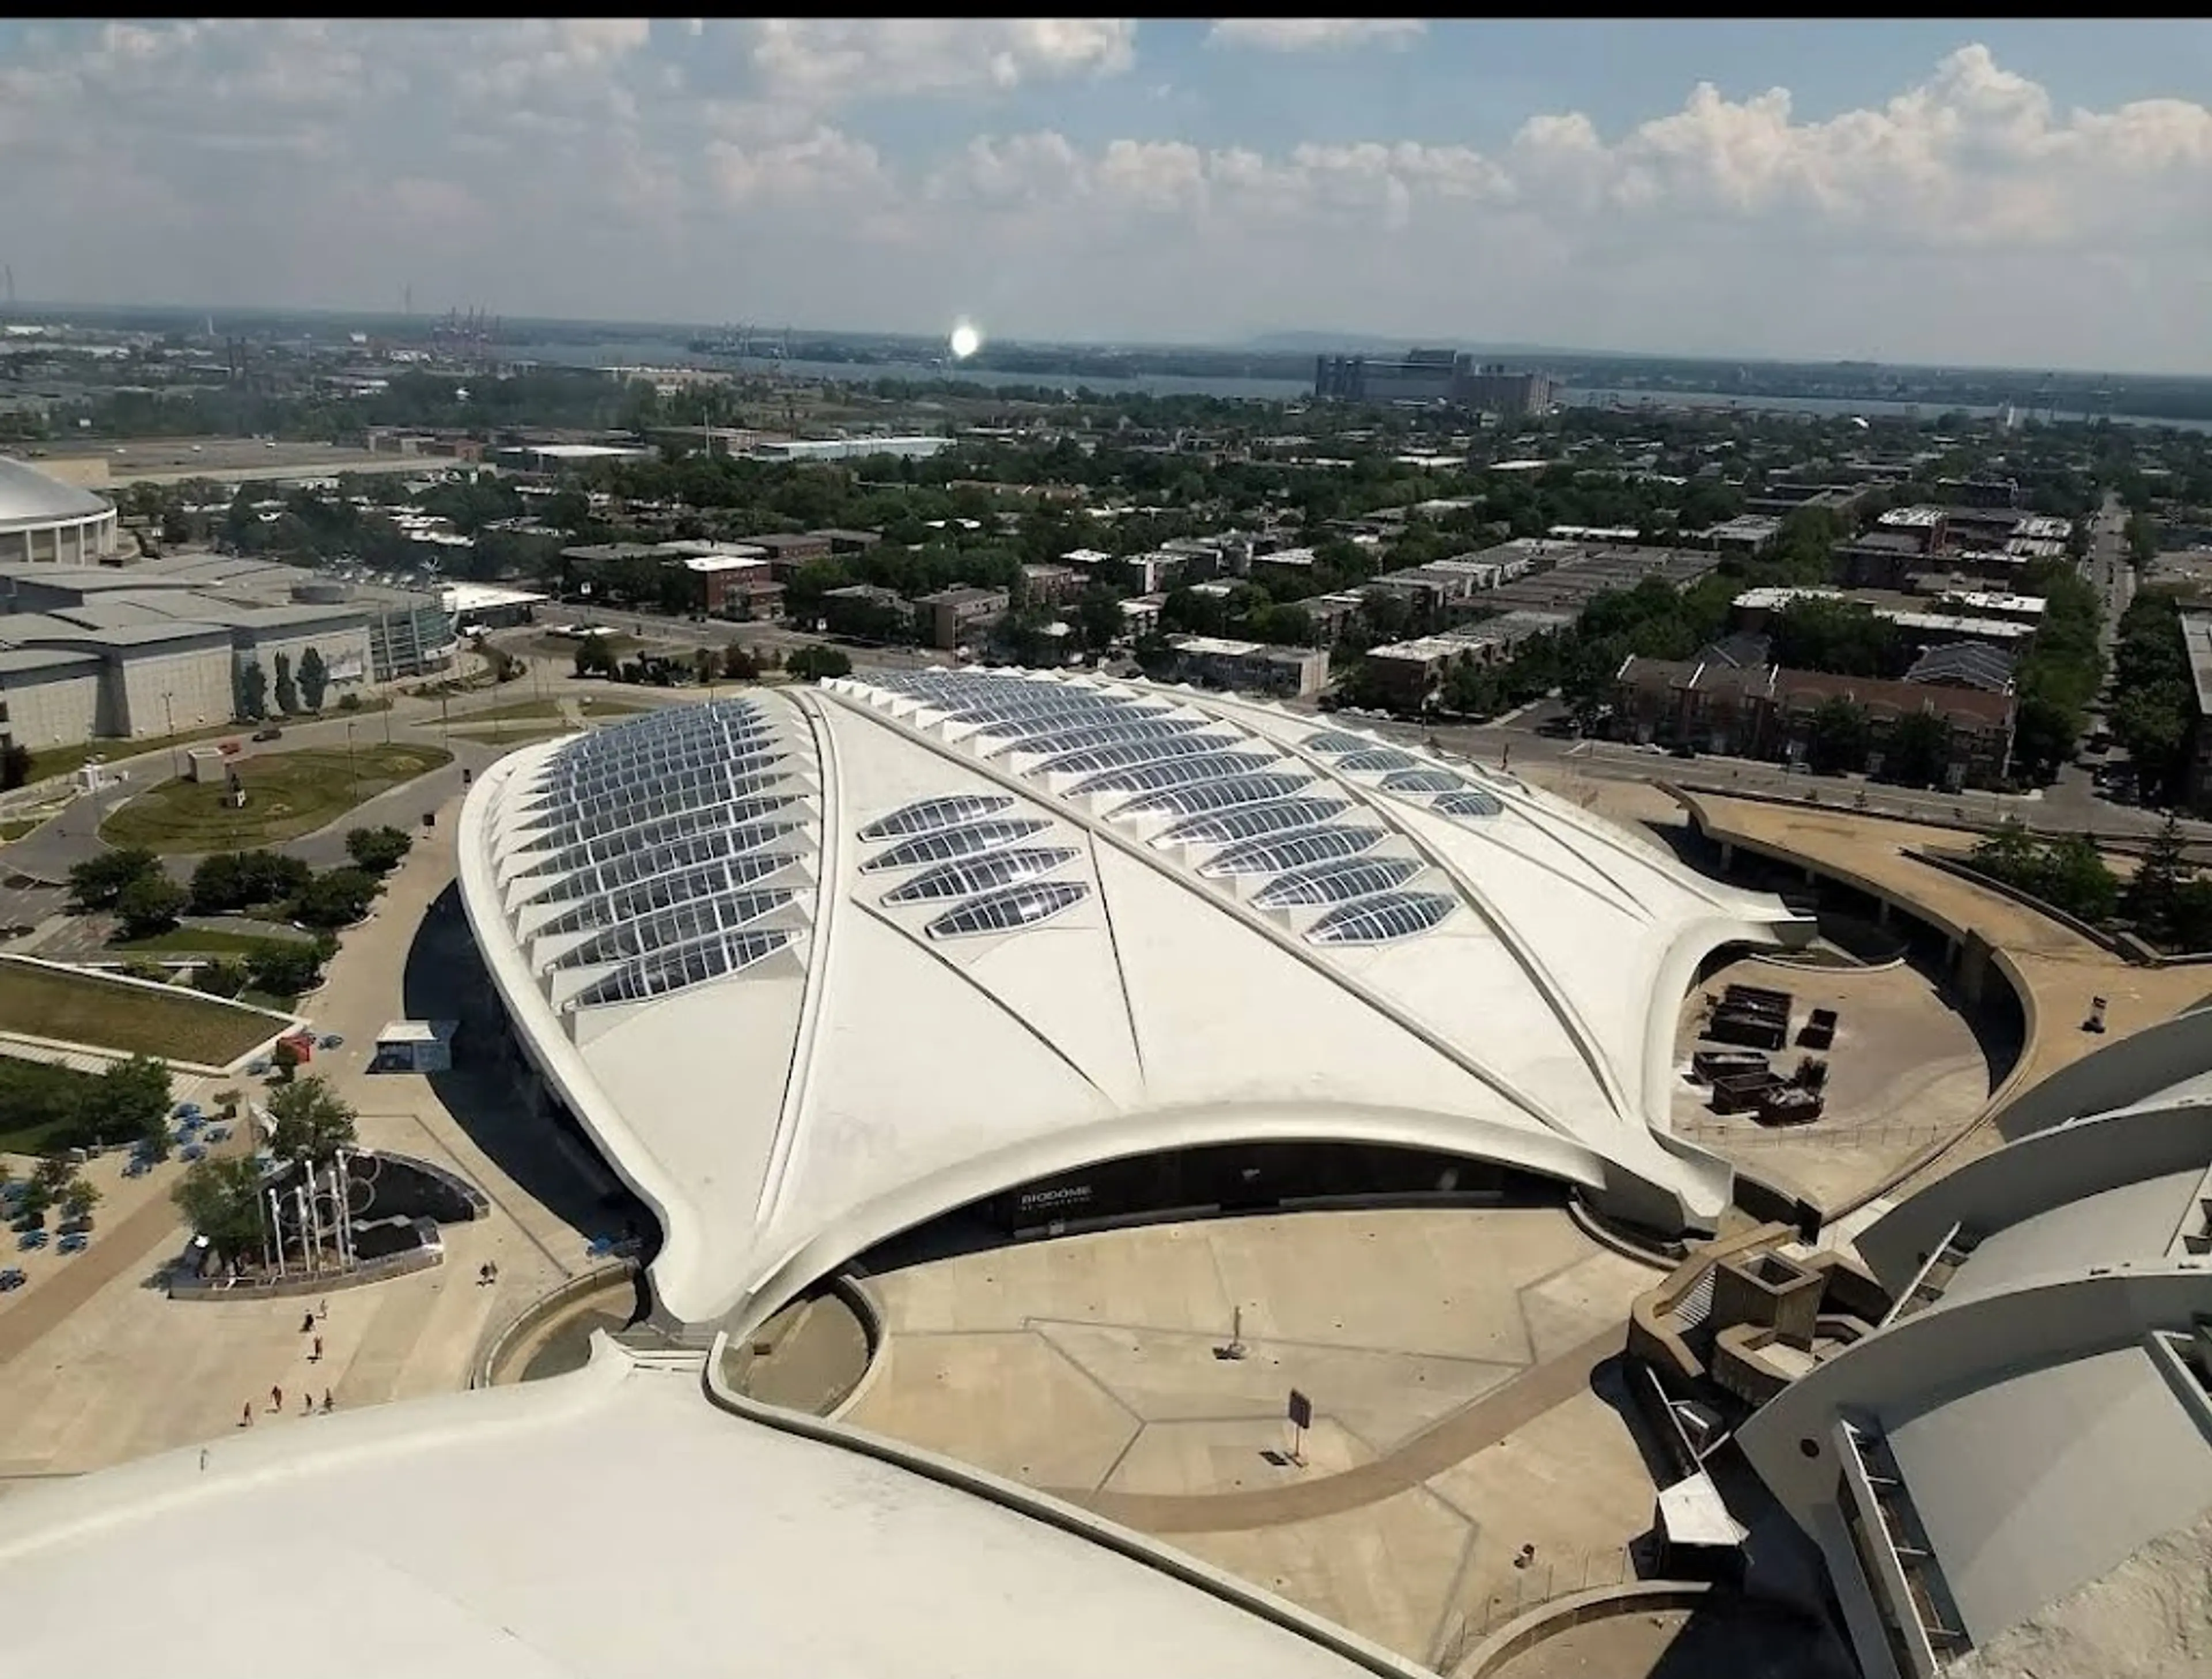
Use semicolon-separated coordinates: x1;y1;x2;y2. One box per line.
1312;351;1554;416
457;671;1805;1330
0;455;122;565
748;435;952;463
0;554;453;751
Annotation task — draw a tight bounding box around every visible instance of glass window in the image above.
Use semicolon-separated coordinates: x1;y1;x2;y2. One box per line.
528;792;797;864
554;890;796;970
1036;731;1243;778
1433;788;1506;818
530;853;800;935
570;927;795;1008
1332;747;1423;774
1109;772;1314;819
1380;769;1467;795
1070;751;1280;798
1301;730;1378;755
1200;825;1383;877
882;847;1081;904
1306;890;1459;944
1156;797;1349;847
982;715;1213;758
1252;856;1426;907
859;818;1052;873
858;793;1014;842
925;880;1089;940
532;821;798;902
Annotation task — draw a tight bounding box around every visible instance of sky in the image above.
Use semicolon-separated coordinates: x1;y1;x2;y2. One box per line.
2;19;2210;372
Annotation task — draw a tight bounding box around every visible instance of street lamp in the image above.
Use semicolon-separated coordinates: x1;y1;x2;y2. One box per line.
345;718;358;806
162;690;179;780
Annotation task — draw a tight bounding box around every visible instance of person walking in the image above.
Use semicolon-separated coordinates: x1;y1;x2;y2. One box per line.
301;1309;315;1334
312;1334;323;1363
321;1390;334;1414
241;1401;254;1429
270;1384;282;1413
301;1391;313;1415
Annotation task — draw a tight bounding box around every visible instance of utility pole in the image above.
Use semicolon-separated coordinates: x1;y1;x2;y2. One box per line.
346;719;359;806
162;690;179;778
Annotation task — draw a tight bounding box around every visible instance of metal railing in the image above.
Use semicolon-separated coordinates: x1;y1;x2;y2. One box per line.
1430;1543;1645;1672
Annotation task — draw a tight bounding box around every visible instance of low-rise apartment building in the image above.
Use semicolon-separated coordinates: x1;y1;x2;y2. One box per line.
1162;634;1328;699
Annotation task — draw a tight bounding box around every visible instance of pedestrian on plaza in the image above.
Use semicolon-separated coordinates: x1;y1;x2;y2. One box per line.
301;1309;315;1334
271;1385;282;1413
317;1298;328;1322
486;1259;499;1285
301;1392;313;1415
241;1401;253;1429
312;1334;323;1363
321;1390;334;1414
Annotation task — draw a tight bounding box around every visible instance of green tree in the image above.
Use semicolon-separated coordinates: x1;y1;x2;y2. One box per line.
113;871;188;939
236;660;268;721
721;642;760;681
298;645;329;711
573;637;619;678
190;848;312;914
68;848;162;912
292;867;379;929
74;1053;173;1152
272;650;298;716
344;825;413;874
1881;708;1952;789
245;940;323;999
786;644;853;682
2123;814;2193;945
1805;697;1872;775
58;1175;101;1227
171;1154;270;1269
193;956;247;999
266;1074;357;1164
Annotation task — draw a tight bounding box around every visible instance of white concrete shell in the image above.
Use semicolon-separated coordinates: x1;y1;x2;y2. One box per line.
459;670;1805;1330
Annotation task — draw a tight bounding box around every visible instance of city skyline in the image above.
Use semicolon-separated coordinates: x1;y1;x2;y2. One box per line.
2;20;2210;373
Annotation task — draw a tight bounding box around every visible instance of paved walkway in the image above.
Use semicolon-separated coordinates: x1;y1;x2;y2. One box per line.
1061;1322;1627;1534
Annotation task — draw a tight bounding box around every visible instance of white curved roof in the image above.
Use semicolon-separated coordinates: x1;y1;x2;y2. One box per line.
459;669;1802;1328
0;455;111;531
0;1345;1391;1679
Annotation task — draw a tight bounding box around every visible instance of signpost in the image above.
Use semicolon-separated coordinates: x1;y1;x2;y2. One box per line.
1286;1388;1312;1467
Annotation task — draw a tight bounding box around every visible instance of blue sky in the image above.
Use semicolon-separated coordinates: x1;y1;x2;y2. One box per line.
2;20;2209;370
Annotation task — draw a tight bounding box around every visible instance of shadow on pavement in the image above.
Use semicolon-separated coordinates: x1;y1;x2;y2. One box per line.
400;882;650;1253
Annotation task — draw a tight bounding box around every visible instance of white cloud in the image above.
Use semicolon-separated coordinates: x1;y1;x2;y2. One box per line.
1206;19;1427;51
748;18;1135;104
0;27;2206;368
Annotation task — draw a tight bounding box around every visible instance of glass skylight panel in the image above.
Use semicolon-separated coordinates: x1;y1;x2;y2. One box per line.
1070;751;1280;798
553;890;797;970
945;695;1137;727
983;716;1210;758
532;742;784;808
527;797;798;876
530;770;789;844
1334;748;1423;774
1433;788;1506;818
1157;797;1350;847
1200;825;1382;877
859;818;1051;873
1251;856;1427;907
924;880;1089;940
1036;732;1241;778
1380;770;1468;795
1306;890;1459;945
531;853;800;935
1108;772;1314;819
571;928;794;1008
536;822;797;902
881;847;1080;904
858;793;1015;842
1301;731;1376;755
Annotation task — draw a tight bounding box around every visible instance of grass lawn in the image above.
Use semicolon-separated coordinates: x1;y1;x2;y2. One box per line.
32;720;248;784
0;958;279;1064
448;729;573;753
524;631;642;663
449;697;646;725
109;925;304;957
98;743;453;853
0;816;50;844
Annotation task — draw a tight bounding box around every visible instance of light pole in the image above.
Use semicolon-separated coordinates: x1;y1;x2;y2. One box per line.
345;719;358;807
162;690;179;779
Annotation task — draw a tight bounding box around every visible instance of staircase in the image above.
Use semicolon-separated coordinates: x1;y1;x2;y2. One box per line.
1884;1224;1976;1327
